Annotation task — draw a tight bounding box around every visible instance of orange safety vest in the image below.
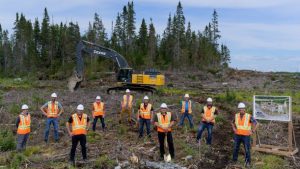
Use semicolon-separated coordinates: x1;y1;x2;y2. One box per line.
139;103;152;119
122;95;133;108
17;114;31;134
157;112;172;132
181;100;192;114
93;102;104;116
47;101;59;118
235;113;252;136
71;113;88;135
202;106;216;123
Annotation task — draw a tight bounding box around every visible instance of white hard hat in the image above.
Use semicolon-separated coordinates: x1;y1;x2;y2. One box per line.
77;104;84;110
184;94;189;98
21;104;29;110
238;102;246;109
96;96;101;100
51;93;57;98
160;103;168;108
207;98;213;102
144;96;149;100
126;89;130;93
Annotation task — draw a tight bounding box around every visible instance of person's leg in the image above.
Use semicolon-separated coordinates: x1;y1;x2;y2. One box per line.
243;136;251;164
92;117;98;131
70;135;79;161
196;123;206;141
145;119;151;137
158;132;165;158
44;118;51;142
80;135;87;160
207;124;214;145
100;116;105;129
138;118;144;137
233;135;242;162
22;133;29;150
128;108;132;124
187;114;194;128
16;134;24;151
53;118;59;141
178;113;185;126
167;132;175;159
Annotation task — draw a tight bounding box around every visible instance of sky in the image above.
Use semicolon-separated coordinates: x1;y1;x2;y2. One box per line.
0;0;299;72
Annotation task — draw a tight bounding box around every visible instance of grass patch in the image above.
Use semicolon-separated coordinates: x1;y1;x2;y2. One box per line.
0;78;35;90
9;103;21;115
175;139;197;156
23;146;41;157
252;152;288;169
87;131;103;143
10;152;26;169
156;87;197;96
0;130;16;151
95;155;117;169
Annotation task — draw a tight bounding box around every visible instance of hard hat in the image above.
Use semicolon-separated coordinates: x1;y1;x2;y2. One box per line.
126;89;130;93
207;98;213;102
238;102;246;109
184;94;189;98
77;104;84;110
160;103;168;108
21;104;29;110
51;93;57;98
144;96;149;100
96;96;101;100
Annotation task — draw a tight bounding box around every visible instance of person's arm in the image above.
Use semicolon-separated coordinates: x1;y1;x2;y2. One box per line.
58;102;64;116
16;116;20;128
251;116;259;134
103;104;105;118
40;103;48;117
66;117;73;137
87;117;90;131
91;104;95;118
231;119;237;133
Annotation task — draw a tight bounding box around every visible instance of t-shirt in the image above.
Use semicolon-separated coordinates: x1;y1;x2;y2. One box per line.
153;112;176;122
68;114;90;123
232;113;257;125
41;101;63;109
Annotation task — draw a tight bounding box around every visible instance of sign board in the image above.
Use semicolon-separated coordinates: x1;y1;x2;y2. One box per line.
253;95;291;122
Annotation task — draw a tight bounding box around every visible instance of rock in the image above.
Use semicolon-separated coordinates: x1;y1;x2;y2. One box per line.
114;166;121;169
130;154;139;164
143;160;186;169
184;155;193;161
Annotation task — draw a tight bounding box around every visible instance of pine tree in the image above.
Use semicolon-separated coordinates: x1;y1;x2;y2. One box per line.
147;19;157;67
211;9;221;48
136;18;148;66
93;13;107;45
40;8;50;72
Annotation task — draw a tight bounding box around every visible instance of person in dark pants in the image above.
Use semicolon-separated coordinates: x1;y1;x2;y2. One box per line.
137;96;153;138
154;103;176;161
16;104;31;151
196;98;219;145
66;104;90;166
231;102;258;167
92;96;106;131
178;94;194;128
40;93;63;143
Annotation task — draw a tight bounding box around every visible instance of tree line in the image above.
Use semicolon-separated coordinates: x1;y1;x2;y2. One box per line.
0;1;230;79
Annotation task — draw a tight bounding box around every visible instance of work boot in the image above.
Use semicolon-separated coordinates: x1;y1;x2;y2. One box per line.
245;162;251;168
69;160;75;166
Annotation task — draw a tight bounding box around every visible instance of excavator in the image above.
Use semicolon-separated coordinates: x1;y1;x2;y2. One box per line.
68;40;165;93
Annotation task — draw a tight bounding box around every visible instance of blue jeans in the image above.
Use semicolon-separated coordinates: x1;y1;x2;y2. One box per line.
139;118;151;137
233;135;251;164
196;122;213;144
178;112;194;128
44;118;59;141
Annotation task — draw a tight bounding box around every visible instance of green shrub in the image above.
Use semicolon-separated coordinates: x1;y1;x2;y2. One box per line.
258;155;287;169
23;146;41;157
0;130;16;151
9;103;20;115
95;155;117;169
10;153;26;169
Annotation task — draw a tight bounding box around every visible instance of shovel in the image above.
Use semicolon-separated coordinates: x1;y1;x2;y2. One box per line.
164;132;171;162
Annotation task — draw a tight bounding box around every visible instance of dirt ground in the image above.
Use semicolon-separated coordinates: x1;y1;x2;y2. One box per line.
1;69;300;168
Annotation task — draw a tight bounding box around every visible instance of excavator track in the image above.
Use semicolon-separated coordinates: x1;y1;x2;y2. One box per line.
107;84;156;94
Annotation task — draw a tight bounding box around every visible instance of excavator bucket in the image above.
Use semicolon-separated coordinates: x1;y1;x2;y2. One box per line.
68;72;83;92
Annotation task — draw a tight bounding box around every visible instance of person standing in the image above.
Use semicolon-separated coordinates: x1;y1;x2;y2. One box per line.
92;96;106;131
66;104;90;165
16;104;31;151
40;93;63;143
178;94;194;129
137;96;153;138
232;102;258;167
120;89;134;124
196;98;219;145
154;103;176;160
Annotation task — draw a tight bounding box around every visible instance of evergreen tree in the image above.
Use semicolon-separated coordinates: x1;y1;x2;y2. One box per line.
136;18;148;66
40;8;50;72
147;19;157;67
211;9;221;48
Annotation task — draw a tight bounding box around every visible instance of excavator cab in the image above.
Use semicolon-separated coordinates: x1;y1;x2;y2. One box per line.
117;68;133;83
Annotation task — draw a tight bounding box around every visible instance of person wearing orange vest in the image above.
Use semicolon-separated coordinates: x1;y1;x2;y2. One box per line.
16;104;31;151
154;103;176;160
40;93;63;143
137;96;154;138
178;94;194;129
66;104;90;165
92;96;106;131
196;98;219;145
231;102;258;167
120;89;134;124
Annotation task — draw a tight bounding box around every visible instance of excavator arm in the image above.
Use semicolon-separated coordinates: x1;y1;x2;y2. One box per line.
68;40;133;91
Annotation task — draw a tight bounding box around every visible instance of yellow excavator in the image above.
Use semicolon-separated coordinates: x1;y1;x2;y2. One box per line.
68;40;165;93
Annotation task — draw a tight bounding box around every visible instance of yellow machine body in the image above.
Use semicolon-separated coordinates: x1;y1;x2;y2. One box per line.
131;73;165;86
